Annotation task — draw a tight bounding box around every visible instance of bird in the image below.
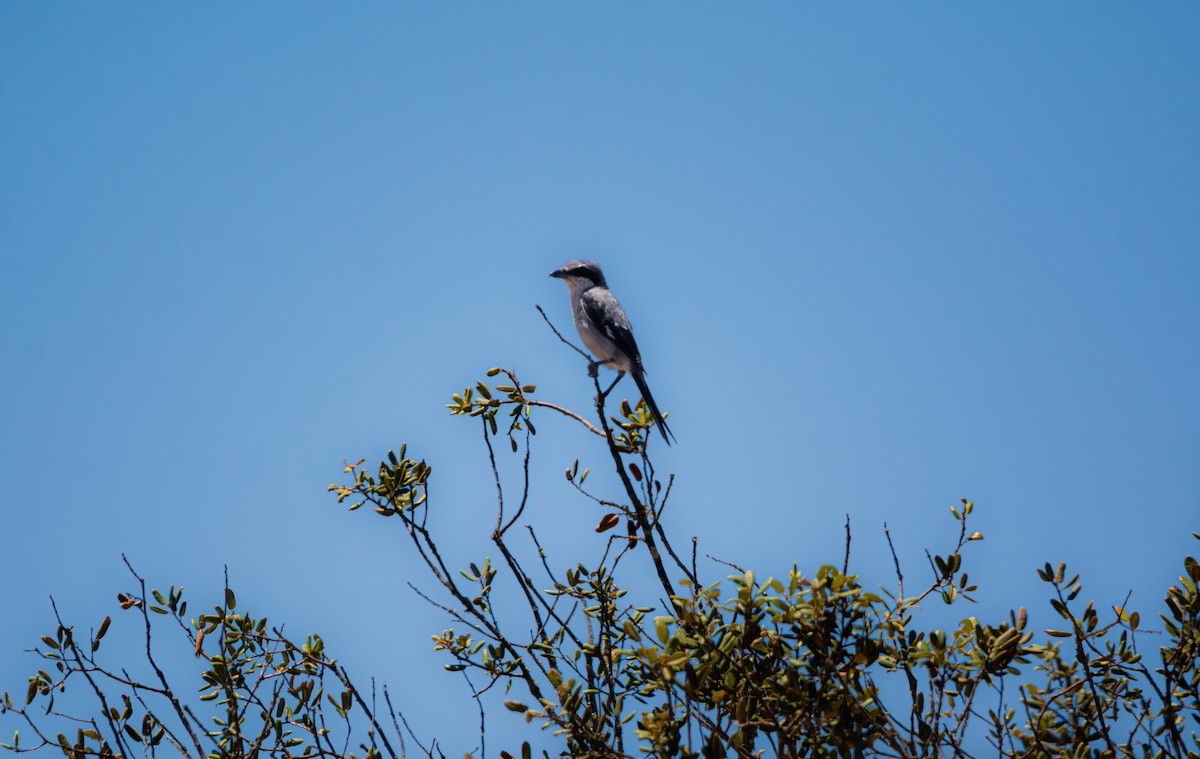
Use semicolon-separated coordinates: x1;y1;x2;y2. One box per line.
550;259;675;445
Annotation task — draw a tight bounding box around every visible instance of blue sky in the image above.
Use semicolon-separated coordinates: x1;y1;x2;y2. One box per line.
2;3;1198;753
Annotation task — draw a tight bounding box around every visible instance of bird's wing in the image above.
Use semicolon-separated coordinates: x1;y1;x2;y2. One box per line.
580;288;643;367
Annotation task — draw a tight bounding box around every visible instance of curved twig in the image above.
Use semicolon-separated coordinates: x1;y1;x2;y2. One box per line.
525;400;605;438
536;304;592;362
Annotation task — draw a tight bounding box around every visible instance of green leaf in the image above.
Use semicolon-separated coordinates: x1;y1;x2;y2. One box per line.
1185;555;1200;582
123;725;142;744
654;616;671;644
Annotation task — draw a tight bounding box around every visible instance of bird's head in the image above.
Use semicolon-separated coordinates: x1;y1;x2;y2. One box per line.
549;259;607;290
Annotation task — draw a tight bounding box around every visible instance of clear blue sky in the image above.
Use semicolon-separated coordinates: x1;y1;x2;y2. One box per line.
2;3;1197;753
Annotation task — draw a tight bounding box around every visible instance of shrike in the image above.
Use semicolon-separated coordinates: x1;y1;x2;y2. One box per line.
550;259;675;445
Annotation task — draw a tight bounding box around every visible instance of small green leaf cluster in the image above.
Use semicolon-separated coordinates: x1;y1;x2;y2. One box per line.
434;627;523;681
609;399;656;454
526;563;653;754
448;367;539;447
328;444;430;517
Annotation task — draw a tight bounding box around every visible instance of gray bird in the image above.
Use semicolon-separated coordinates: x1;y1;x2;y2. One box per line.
550;259;675;445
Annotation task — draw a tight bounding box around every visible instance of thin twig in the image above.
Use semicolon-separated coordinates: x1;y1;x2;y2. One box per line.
48;598;135;759
486;418;507;535
706;554;747;575
120;555;206;757
500;423;534;534
883;522;904;602
525;400;605;438
461;670;486;759
843;514;852;575
536;304;592;362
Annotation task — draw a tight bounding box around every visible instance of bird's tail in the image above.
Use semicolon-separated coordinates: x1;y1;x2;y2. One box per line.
631;368;675;446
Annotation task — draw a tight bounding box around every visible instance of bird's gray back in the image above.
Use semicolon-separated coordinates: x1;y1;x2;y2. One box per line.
580;287;641;372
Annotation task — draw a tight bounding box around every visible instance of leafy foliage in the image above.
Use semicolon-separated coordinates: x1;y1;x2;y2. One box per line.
2;562;395;759
3;355;1198;757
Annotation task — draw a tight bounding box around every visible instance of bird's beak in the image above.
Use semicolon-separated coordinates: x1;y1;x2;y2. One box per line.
549;268;564;279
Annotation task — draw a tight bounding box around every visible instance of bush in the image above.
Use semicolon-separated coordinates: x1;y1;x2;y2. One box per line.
4;360;1198;758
